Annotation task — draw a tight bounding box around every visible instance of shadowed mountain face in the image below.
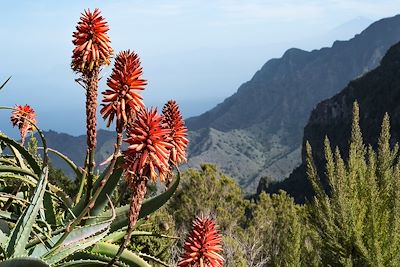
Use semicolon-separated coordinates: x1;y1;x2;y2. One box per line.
185;15;400;192
263;41;400;203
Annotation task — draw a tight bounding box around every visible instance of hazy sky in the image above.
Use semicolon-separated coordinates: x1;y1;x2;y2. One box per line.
1;0;400;136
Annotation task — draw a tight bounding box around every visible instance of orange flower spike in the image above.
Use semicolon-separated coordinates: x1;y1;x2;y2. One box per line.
101;50;147;130
123;107;173;184
10;104;37;145
178;216;224;267
71;8;112;74
162;100;189;165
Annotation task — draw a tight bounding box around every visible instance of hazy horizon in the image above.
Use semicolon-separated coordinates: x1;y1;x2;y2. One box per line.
1;1;399;137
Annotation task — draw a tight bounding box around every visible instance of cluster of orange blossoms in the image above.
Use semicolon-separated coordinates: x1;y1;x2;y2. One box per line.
123;108;173;184
96;46;188;185
162;100;189;165
178;216;225;267
71;8;113;73
10;105;37;144
101;50;146;128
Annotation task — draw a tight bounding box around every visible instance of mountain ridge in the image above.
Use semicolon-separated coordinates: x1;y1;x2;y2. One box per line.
262;40;400;202
185;14;400;191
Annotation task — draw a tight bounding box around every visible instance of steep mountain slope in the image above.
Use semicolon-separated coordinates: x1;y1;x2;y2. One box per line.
263;41;400;202
186;15;400;192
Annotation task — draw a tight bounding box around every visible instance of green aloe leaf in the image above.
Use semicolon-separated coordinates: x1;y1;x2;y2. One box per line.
0;133;41;176
47;183;73;209
30;218;114;258
0;166;38;180
43;190;56;226
72;157;124;223
30;201;115;263
138;252;170;267
0;228;8;248
0;173;37;186
0;257;50;267
0;173;72;211
109;172;180;232
56;259;109;266
86;167;123;223
6;166;48;257
91;242;151;267
0;210;17;221
0;76;11;91
103;228;177;243
67;252;129;267
8;146;27;171
42;229;109;265
46;148;82;179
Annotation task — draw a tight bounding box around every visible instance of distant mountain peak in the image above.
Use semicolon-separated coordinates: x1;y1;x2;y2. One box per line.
264;40;400;202
282;48;307;57
185;14;400;192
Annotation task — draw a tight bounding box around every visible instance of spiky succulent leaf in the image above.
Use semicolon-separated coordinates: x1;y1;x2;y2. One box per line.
0;228;8;248
0;133;41;175
71;157;123;222
68;252;129;267
43;191;56;226
46;148;82;180
102;229;176;243
30;219;114;258
42;229;110;265
138;252;170;267
0;166;38;180
0;142;5;154
0;257;49;267
0;210;17;222
86;167;123;224
6;166;48;257
8;146;27;171
0;173;36;187
55;259;108;267
91;242;151;267
0;172;72;216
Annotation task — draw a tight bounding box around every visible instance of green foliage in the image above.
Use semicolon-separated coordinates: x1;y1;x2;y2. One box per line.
166;164;319;266
167;164;249;265
129;207;176;264
242;191;320;267
168;164;249;231
307;102;400;266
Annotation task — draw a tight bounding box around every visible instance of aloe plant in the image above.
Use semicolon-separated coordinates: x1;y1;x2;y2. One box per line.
0;128;180;266
0;6;188;267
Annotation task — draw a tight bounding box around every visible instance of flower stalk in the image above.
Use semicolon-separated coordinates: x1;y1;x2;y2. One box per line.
71;8;112;202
